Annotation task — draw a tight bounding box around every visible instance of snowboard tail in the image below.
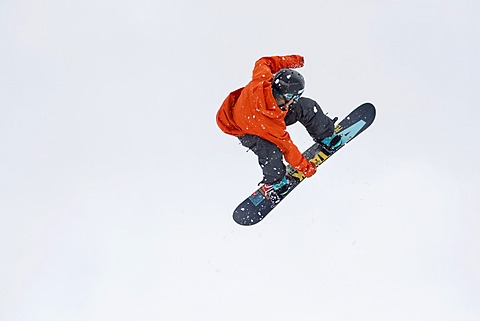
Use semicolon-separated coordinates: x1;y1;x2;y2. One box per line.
233;102;376;226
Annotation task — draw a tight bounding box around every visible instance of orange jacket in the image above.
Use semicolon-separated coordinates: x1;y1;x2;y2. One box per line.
216;55;311;173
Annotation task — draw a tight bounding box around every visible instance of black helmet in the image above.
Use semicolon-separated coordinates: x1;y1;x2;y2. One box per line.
272;69;305;97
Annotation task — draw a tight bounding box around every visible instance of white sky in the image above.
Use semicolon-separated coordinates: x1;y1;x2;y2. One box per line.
1;0;479;320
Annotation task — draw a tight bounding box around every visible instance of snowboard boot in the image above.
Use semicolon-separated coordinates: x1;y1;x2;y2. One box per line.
262;176;294;203
320;135;342;153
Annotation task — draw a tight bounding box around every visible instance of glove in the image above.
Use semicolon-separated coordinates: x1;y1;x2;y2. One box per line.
302;161;317;178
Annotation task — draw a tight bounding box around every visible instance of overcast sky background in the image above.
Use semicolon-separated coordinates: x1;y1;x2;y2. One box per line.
1;0;479;320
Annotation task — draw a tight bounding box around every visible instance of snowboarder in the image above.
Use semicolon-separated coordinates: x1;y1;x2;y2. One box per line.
216;55;340;199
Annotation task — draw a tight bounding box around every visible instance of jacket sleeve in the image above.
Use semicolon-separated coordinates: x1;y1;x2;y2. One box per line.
252;55;304;80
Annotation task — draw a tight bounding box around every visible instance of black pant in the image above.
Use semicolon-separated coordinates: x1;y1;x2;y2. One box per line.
239;97;335;185
238;134;286;185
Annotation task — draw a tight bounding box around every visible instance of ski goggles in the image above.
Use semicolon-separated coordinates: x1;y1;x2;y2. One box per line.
283;93;301;101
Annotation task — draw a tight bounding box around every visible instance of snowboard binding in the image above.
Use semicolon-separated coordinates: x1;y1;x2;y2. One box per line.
319;135;343;153
261;175;297;204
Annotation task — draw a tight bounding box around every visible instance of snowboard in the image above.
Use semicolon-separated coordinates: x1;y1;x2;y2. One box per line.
233;102;376;226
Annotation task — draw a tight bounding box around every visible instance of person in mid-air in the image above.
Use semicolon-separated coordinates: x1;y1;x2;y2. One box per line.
216;54;340;199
